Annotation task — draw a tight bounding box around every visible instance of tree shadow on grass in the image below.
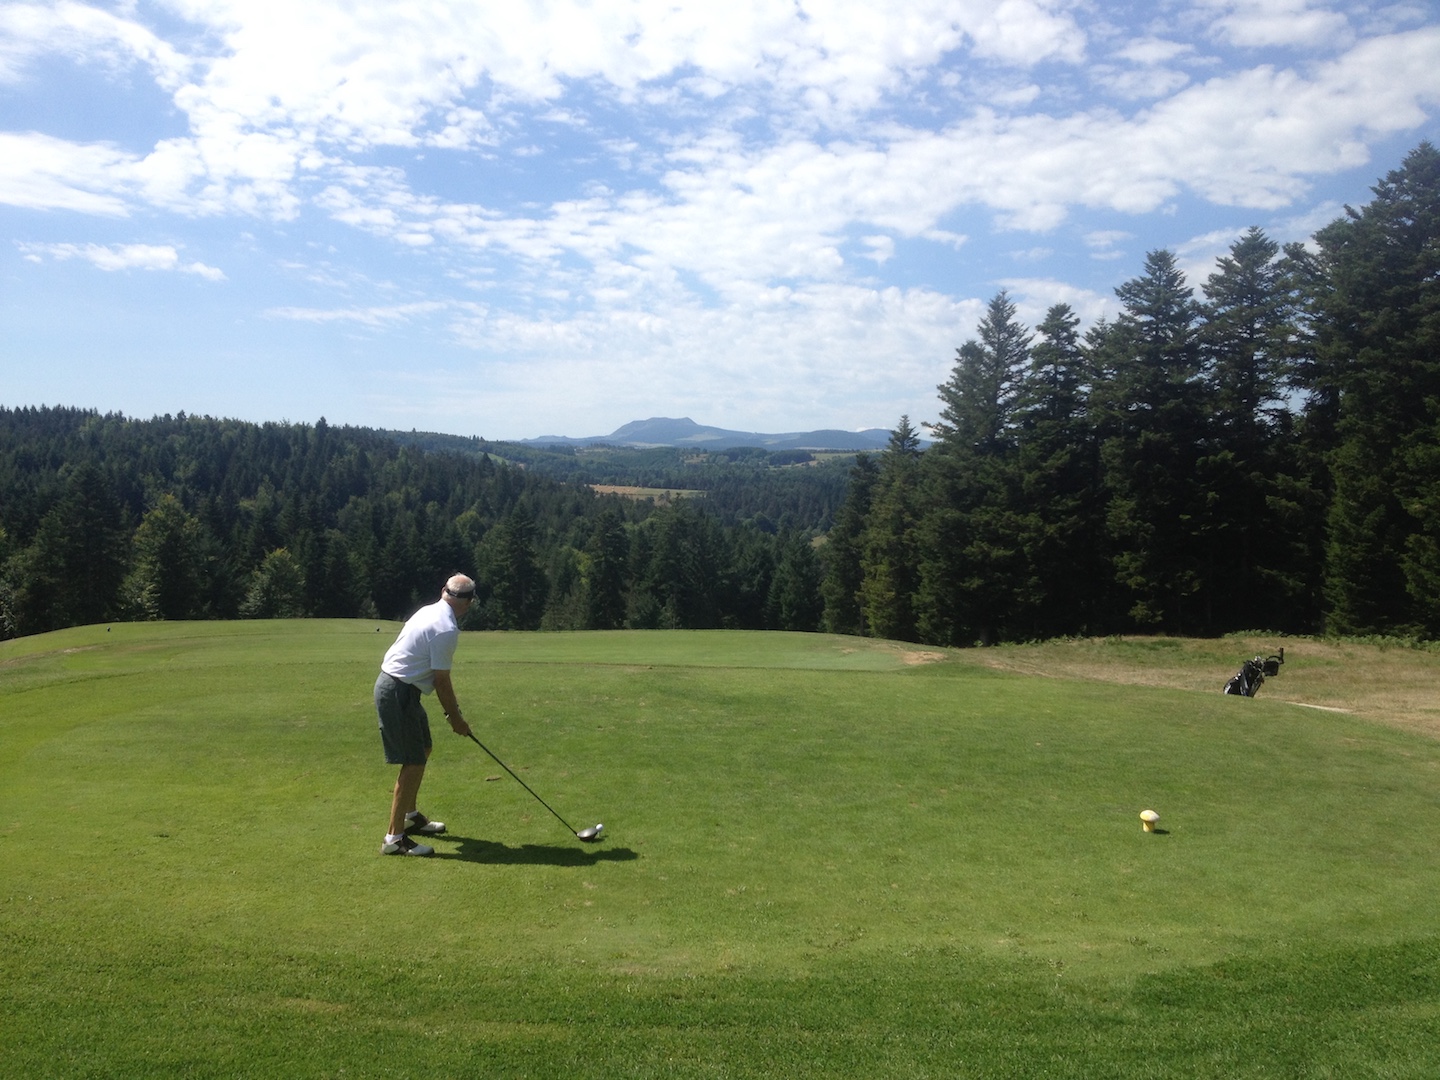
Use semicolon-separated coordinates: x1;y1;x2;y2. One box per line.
434;835;640;867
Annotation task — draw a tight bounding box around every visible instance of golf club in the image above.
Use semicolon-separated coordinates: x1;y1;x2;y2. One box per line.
464;732;604;842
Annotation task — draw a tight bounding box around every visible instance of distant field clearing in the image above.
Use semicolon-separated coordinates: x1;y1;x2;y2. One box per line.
590;484;704;501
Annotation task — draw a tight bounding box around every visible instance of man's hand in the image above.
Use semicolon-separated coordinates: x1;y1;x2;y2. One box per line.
432;669;471;736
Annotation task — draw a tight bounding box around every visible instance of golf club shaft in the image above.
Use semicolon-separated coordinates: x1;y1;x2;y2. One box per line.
464;732;580;836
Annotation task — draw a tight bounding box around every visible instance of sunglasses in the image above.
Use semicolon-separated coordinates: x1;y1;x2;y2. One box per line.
446;587;477;601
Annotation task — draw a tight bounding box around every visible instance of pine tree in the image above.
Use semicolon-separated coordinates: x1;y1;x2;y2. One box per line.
5;462;129;634
1093;250;1209;632
931;292;1032;454
768;530;823;632
820;453;877;635
1011;303;1109;638
121;494;211;620
859;417;924;641
474;504;547;630
1197;228;1319;631
1313;143;1440;635
583;509;630;630
918;295;1034;645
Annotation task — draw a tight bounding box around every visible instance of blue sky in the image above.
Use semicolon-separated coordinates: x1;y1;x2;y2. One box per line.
3;1;1438;441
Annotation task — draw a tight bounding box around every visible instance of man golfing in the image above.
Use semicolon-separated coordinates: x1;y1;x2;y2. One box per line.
373;574;476;856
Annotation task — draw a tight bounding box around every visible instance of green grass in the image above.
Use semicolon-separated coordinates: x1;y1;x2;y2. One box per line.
4;622;1440;1076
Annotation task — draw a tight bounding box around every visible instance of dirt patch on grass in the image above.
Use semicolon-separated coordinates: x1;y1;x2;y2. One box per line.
899;649;948;666
958;636;1440;740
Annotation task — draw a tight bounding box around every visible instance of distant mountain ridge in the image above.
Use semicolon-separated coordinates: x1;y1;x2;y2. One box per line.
522;417;897;451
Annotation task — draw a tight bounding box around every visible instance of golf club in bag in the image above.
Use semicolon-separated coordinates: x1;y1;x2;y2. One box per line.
1223;647;1284;698
464;732;604;842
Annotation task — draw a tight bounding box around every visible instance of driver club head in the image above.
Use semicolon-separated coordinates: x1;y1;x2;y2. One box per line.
576;823;604;842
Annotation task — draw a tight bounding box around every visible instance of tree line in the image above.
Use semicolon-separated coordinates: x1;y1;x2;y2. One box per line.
0;410;824;639
821;144;1440;644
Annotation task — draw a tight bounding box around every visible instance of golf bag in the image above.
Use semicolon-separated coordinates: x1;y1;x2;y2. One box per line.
1223;647;1284;698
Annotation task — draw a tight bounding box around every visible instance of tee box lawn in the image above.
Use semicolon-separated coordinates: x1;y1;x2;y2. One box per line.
2;622;1440;1077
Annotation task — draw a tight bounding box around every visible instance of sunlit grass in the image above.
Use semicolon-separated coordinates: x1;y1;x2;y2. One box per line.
3;623;1440;1076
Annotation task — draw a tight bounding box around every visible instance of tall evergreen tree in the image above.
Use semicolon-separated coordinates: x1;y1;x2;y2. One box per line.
768;530;823;632
583;509;630;630
1092;250;1209;632
5;462;129;634
121;494;211;620
820;453;878;635
859;417;924;641
474;504;547;630
918;295;1034;645
931;291;1032;454
631;502;723;630
1313;142;1440;635
312;528;376;618
1011;303;1109;638
1198;228;1319;631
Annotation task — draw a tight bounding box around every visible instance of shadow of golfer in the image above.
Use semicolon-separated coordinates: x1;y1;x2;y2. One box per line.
435;835;640;867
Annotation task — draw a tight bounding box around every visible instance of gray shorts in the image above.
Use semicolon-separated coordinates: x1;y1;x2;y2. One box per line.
375;672;432;766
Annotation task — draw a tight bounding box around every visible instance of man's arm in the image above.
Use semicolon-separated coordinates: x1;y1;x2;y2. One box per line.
431;669;472;736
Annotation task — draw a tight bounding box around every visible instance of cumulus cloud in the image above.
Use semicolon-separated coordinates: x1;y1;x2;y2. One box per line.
997;277;1113;326
0;0;191;86
0;132;140;213
1197;0;1354;49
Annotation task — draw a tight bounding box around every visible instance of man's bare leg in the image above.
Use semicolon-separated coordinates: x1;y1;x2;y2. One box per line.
388;763;426;836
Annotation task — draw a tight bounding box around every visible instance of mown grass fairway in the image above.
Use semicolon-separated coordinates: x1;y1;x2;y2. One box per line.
3;624;1440;1077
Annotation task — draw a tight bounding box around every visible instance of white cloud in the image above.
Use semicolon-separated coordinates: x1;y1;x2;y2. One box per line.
19;241;225;279
1198;0;1353;49
922;228;969;249
997;277;1113;326
962;0;1087;66
1356;4;1430;36
0;0;191;87
861;235;896;264
266;300;446;327
1092;63;1192;101
1272;198;1347;244
0;132;138;214
1114;37;1194;66
426;106;497;150
1174;226;1255;286
1083;230;1129;259
1008;246;1053;262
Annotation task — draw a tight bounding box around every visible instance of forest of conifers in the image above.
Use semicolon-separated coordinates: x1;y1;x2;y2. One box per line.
827;144;1439;644
0;408;841;639
2;144;1436;644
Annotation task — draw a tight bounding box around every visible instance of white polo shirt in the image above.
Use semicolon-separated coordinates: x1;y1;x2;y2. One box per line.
380;598;460;693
